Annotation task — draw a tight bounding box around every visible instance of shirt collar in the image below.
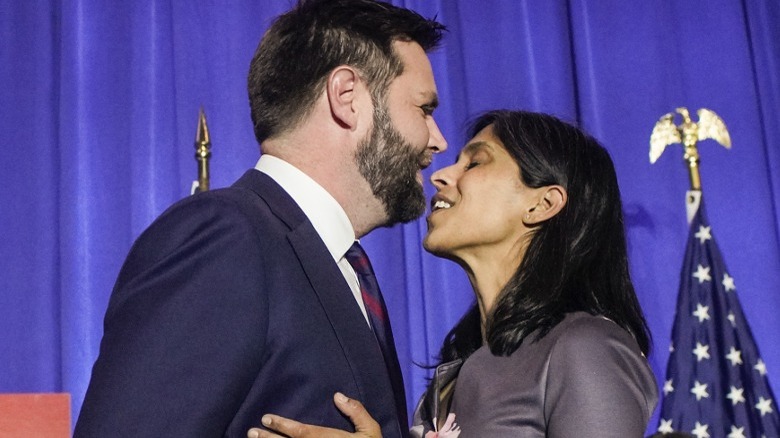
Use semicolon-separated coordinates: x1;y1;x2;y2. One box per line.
255;154;355;261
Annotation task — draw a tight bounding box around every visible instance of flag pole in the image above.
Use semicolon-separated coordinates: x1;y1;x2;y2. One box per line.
193;107;211;194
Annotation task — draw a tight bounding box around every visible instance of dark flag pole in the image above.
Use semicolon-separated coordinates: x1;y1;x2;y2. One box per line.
651;108;779;437
192;107;211;194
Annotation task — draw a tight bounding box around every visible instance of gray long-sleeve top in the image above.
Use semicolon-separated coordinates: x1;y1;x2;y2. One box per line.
413;311;658;437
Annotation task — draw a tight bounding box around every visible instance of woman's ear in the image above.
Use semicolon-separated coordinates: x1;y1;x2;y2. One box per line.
522;185;567;225
326;66;362;130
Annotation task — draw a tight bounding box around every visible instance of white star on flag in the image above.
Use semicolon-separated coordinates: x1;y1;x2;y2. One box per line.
693;264;712;283
669;342;675;353
728;425;746;438
756;397;773;416
693;303;710;323
722;273;736;292
691;380;710;401
726;347;743;366
657;200;780;436
695;225;712;244
727;386;745;405
663;379;674;395
755;359;768;376
692;421;710;438
693;342;711;362
657;419;674;434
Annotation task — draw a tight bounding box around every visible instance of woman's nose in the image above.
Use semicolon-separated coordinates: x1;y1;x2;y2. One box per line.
430;164;456;190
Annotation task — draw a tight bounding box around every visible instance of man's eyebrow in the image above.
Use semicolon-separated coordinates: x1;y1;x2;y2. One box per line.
420;91;439;109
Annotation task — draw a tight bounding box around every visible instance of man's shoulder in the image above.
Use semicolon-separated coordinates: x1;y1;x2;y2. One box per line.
157;186;268;229
127;171;296;256
158;169;297;227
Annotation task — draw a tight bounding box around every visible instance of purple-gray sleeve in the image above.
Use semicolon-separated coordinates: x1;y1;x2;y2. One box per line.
544;317;658;438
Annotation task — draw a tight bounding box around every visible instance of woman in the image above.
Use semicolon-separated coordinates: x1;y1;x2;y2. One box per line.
252;110;658;437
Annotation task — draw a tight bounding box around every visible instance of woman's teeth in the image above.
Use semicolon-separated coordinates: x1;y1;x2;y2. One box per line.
434;200;452;210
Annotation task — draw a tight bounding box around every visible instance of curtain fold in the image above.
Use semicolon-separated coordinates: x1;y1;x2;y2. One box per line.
2;1;779;434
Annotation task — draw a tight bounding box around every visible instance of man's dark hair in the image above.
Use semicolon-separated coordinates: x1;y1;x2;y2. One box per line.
248;0;445;144
437;110;651;364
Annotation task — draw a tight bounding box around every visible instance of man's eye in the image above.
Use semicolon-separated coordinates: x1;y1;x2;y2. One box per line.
465;161;479;170
420;105;435;116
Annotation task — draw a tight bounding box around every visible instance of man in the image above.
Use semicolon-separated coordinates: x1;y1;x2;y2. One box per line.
73;0;446;437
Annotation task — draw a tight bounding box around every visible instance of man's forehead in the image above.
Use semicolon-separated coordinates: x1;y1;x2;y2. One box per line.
392;41;438;93
393;40;434;74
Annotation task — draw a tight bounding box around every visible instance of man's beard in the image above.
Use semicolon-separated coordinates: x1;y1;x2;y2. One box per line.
354;104;428;226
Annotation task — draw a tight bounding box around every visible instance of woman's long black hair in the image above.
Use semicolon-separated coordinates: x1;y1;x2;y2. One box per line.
436;110;651;365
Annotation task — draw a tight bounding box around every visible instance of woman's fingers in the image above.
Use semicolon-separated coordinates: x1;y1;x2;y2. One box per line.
249;412;356;438
247;422;286;438
332;392;382;436
246;393;382;438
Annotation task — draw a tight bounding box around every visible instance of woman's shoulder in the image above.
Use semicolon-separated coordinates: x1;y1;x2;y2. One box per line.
544;311;656;395
548;311;641;354
541;312;659;433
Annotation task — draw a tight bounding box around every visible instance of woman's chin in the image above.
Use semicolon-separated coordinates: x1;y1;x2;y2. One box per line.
422;235;434;252
422;236;453;258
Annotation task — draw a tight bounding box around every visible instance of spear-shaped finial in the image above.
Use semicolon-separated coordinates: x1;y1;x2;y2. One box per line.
194;107;211;193
649;107;731;191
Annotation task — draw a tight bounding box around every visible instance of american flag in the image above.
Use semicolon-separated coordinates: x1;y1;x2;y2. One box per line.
657;195;779;437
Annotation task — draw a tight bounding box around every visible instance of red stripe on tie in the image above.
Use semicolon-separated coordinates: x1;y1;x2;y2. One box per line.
361;290;386;323
353;257;369;271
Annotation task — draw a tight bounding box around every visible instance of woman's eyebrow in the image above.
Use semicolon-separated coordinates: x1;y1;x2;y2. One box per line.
454;141;492;164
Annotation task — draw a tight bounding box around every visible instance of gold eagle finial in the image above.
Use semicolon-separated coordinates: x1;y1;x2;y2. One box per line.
649;107;731;190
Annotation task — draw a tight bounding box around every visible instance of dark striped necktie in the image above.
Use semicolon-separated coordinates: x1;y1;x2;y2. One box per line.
344;241;408;429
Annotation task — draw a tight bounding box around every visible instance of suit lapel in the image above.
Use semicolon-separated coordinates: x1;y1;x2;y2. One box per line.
234;169;404;436
285;211;404;437
286;228;395;391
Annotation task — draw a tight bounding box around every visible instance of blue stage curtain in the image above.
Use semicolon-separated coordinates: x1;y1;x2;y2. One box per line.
2;1;779;434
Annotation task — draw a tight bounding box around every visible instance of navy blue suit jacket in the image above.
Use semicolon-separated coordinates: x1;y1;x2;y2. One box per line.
74;170;407;437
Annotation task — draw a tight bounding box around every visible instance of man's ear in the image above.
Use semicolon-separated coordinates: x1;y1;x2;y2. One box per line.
522;185;567;225
326;66;362;130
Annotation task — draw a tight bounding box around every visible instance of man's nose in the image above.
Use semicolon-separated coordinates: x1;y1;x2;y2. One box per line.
427;117;447;153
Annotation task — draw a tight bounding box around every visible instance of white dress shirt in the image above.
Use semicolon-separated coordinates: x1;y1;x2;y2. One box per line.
256;154;369;324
